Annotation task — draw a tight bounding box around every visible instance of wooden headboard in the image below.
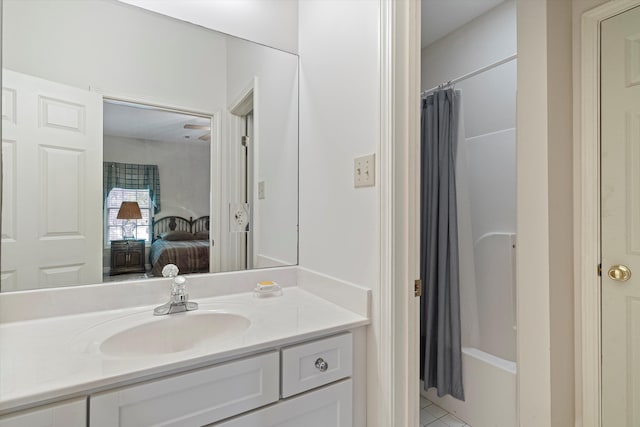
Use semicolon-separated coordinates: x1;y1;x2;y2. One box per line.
152;216;210;241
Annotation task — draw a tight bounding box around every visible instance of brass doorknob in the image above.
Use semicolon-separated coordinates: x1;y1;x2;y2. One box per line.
607;264;631;282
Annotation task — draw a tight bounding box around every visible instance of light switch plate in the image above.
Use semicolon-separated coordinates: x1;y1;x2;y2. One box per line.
354;154;375;187
258;181;265;199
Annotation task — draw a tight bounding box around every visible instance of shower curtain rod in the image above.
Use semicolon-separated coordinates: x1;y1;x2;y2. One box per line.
421;53;517;97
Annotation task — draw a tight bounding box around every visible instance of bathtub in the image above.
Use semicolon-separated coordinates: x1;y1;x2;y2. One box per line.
422;347;516;427
422;232;517;427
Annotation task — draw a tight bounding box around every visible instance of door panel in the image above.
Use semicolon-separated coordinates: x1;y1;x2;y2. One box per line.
1;69;102;291
601;5;640;426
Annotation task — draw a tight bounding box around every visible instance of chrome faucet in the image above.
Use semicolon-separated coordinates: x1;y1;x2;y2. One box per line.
153;264;199;315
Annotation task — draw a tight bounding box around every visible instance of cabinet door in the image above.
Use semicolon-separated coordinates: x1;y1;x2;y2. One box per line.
111;249;127;269
0;398;86;427
128;248;143;267
90;352;279;427
214;379;352;427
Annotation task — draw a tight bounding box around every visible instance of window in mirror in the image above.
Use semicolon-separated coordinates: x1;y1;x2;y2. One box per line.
105;188;152;244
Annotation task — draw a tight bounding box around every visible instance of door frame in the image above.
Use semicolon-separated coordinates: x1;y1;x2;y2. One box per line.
92;88;222;274
377;0;421;426
228;78;257;271
578;1;640;426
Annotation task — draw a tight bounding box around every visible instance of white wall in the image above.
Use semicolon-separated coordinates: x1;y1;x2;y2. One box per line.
118;0;299;54
298;0;379;288
103;135;211;218
421;0;517;361
421;0;516;91
516;0;574;425
298;2;380;425
226;38;299;268
3;0;227;114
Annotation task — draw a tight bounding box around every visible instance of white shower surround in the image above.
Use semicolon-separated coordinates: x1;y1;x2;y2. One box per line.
435;84;516;427
464;127;517;362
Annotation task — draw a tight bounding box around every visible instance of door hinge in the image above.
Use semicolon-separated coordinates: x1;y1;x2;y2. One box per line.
241;135;250;147
598;263;602;277
414;279;422;297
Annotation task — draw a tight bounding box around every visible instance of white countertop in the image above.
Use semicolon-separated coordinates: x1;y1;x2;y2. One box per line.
0;287;369;414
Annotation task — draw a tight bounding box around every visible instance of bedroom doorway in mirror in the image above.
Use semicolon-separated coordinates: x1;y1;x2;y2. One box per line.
102;99;217;281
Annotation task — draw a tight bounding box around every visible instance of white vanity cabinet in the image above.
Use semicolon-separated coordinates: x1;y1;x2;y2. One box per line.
214;333;353;427
2;332;355;427
90;352;280;427
90;332;354;427
0;398;86;427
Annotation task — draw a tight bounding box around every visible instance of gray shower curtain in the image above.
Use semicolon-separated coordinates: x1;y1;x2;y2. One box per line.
420;88;465;401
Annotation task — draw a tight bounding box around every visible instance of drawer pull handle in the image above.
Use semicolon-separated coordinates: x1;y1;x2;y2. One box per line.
315;358;328;372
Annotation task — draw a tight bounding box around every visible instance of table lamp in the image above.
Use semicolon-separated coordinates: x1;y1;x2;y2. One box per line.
117;201;142;239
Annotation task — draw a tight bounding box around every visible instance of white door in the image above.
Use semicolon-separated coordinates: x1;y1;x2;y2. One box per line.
1;69;102;291
601;5;640;426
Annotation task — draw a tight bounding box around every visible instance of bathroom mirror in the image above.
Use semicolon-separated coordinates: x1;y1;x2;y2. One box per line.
0;0;299;292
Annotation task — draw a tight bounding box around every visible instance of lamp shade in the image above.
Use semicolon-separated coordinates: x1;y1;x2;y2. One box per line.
117;201;142;220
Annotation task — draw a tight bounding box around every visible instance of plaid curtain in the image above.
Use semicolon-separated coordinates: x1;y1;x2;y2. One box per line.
103;162;161;214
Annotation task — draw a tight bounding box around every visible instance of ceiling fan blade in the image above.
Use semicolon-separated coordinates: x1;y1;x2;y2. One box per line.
198;134;211;142
184;124;211;131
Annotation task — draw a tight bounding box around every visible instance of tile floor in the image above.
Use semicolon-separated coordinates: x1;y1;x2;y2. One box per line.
419;396;472;427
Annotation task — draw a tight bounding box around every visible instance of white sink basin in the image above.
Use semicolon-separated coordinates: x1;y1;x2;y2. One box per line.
99;312;250;357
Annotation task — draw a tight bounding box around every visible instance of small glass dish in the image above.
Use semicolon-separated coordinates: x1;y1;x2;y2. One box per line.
253;283;283;298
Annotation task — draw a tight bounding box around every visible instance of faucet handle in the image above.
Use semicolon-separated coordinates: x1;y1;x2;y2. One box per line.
162;263;179;278
171;275;187;295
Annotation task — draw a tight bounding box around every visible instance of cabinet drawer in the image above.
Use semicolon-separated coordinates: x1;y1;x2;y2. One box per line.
110;240;142;250
281;333;352;398
110;241;127;250
90;351;279;427
0;398;86;427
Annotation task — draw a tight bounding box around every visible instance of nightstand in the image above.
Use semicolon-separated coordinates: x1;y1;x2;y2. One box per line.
110;239;146;275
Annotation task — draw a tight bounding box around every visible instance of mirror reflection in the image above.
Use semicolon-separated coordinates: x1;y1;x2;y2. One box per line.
103;101;212;280
1;0;299;292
